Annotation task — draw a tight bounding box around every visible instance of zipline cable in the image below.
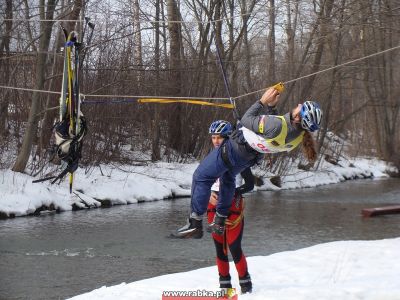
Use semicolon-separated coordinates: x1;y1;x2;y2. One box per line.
1;43;400;104
233;43;400;100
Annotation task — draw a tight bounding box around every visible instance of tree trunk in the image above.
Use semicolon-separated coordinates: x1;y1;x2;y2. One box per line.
0;0;13;137
38;27;65;156
240;0;252;92
12;0;58;172
284;0;298;106
317;0;346;153
166;0;182;151
299;0;334;101
132;0;143;86
267;0;276;83
151;0;161;161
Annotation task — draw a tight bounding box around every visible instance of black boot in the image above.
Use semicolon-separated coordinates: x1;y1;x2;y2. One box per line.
239;273;252;294
170;215;203;239
219;274;232;289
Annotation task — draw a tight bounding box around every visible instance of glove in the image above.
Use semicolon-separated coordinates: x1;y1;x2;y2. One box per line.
210;212;227;235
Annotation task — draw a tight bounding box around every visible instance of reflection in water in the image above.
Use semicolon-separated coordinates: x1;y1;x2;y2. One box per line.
0;178;399;299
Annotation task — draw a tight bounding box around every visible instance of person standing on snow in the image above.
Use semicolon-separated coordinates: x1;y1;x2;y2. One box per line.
205;120;254;294
173;87;322;240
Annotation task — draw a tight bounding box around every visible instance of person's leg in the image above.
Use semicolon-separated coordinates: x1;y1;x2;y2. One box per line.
227;219;252;294
212;233;231;288
190;147;228;215
227;220;247;277
208;205;231;288
171;147;229;239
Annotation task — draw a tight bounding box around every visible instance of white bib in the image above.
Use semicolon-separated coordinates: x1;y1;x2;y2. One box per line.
240;127;280;153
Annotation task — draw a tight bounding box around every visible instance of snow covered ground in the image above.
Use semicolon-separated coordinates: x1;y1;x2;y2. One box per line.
68;237;400;300
0;157;396;217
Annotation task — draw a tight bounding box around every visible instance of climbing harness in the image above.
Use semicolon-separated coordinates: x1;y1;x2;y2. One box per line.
208;195;245;255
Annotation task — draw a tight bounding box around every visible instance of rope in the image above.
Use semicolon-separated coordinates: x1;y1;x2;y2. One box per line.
2;18;83;23
0;85;225;101
0;51;62;61
85;98;233;109
233;43;400;100
0;85;61;94
1;43;399;103
138;98;233;109
83;94;226;100
0;85;232;110
211;16;241;119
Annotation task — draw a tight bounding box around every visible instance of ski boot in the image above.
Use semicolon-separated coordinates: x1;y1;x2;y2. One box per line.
170;213;203;239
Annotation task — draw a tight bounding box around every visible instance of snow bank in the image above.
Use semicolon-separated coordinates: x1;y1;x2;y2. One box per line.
0;157;395;217
277;157;393;190
68;238;400;300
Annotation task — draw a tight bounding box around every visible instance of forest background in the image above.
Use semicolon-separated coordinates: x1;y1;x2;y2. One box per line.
1;0;399;178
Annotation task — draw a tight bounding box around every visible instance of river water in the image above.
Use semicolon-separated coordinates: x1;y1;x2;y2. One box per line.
1;178;399;299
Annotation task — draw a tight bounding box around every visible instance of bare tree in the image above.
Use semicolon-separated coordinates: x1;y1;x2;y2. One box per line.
267;0;276;83
1;0;399;170
12;0;59;172
132;0;143;85
0;0;13;137
166;0;183;151
151;0;162;161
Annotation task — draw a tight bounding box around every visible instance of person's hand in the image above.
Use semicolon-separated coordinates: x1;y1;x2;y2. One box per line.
209;192;218;205
260;87;280;107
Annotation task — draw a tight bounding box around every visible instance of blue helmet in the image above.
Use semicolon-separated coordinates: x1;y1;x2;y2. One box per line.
300;101;322;132
209;120;232;137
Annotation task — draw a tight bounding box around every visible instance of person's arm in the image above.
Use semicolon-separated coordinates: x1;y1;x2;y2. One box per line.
263;104;278;115
235;167;254;195
241;103;283;138
241;88;282;138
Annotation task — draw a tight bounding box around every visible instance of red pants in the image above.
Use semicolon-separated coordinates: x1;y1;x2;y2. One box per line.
207;196;248;278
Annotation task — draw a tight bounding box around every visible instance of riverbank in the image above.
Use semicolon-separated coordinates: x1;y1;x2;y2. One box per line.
68;237;400;300
0;156;396;218
2;178;400;300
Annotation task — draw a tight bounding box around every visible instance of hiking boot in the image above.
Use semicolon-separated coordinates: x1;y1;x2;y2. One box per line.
239;273;252;294
170;215;203;239
219;274;232;289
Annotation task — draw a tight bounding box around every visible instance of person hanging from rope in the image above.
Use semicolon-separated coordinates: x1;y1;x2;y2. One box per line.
203;120;254;294
172;86;322;239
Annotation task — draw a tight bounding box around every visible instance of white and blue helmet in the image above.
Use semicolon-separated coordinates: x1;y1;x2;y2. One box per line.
209;120;233;137
300;101;322;132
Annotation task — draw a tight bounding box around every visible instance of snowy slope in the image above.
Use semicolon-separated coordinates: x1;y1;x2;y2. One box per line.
68;238;400;300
